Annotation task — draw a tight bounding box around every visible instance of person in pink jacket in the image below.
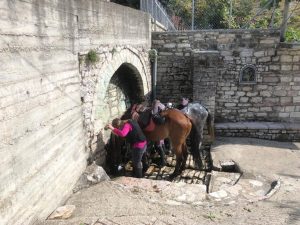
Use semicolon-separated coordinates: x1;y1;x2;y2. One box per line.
105;118;147;178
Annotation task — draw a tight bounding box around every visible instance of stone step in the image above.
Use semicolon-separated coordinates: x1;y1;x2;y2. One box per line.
215;122;300;141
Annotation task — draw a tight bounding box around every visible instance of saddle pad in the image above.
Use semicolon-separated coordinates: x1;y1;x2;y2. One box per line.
144;118;155;132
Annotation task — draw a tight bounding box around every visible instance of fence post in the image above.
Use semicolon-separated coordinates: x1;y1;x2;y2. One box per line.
280;0;290;42
192;0;195;30
269;0;276;28
229;0;233;28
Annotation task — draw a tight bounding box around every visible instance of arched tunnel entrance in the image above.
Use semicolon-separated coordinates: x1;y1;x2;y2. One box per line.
101;63;145;129
91;62;147;167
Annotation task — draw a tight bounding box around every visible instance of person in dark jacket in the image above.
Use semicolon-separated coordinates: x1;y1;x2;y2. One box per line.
151;99;168;167
105;118;147;178
177;97;189;111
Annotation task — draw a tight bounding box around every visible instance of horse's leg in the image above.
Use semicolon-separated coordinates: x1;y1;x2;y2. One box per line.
190;126;203;170
198;123;213;171
169;144;183;179
179;143;188;173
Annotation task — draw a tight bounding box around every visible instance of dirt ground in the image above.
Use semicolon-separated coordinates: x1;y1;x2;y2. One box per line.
43;137;300;225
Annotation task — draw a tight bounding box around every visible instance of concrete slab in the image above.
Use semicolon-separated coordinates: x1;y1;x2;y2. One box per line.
266;122;286;130
241;122;269;130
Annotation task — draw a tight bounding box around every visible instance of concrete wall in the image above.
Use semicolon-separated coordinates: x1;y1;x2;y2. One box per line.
0;0;151;224
152;30;300;123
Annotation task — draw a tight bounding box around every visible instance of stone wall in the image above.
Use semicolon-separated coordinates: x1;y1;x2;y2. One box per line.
79;46;151;165
215;122;300;141
152;30;300;123
192;50;222;116
0;1;151;225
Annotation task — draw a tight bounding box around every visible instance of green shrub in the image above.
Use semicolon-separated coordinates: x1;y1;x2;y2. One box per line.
285;27;300;42
86;50;99;64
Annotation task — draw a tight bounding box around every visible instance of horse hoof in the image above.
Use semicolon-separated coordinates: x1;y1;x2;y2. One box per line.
168;173;177;181
159;165;166;170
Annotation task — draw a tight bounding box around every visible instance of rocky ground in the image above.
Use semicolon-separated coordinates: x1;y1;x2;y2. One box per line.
42;137;300;225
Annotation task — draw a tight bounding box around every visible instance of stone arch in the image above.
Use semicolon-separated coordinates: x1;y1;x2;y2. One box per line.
91;47;151;141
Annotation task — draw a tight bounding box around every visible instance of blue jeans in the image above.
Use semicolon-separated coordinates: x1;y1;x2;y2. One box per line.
132;145;147;169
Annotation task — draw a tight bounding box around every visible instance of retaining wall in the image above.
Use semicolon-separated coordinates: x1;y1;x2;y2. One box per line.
0;1;151;224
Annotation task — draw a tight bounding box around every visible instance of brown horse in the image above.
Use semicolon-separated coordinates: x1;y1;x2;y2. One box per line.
131;107;192;178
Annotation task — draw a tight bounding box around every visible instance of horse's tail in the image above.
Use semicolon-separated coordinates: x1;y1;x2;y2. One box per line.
189;121;199;160
206;111;215;142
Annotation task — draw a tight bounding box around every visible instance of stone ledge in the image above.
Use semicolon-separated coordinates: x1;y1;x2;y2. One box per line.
215;122;300;141
215;122;300;131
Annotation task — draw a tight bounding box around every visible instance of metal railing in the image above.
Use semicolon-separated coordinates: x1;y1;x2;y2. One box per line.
140;0;176;31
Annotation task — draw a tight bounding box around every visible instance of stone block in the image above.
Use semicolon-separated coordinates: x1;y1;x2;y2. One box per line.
221;87;231;91
257;85;268;90
260;39;276;44
263;76;279;83
258;56;271;63
159;52;173;56
293;96;300;103
280;76;293;82
164;43;176;48
293;55;299;62
254;51;265;57
250;97;262;103
248;107;259;112
267;49;276;56
246;92;258;97
264;97;279;104
281;65;292;71
225;103;237;107
280;97;292;104
269;65;280;71
274;90;287;97
272;56;279;62
240;49;254;57
177;43;191;48
260;91;271;97
294;77;300;82
257;113;267;117
292;86;300;91
236;91;245;96
279;112;290;118
285;106;295;112
239;97;249;103
48;205;76;220
224;91;234;95
293;65;300;71
281;55;293;62
260;107;272;112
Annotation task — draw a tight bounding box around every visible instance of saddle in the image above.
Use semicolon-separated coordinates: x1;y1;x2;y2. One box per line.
131;104;166;132
152;113;166;125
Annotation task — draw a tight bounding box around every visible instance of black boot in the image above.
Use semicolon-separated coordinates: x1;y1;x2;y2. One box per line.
135;167;143;178
157;146;166;167
142;152;149;173
162;144;169;155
